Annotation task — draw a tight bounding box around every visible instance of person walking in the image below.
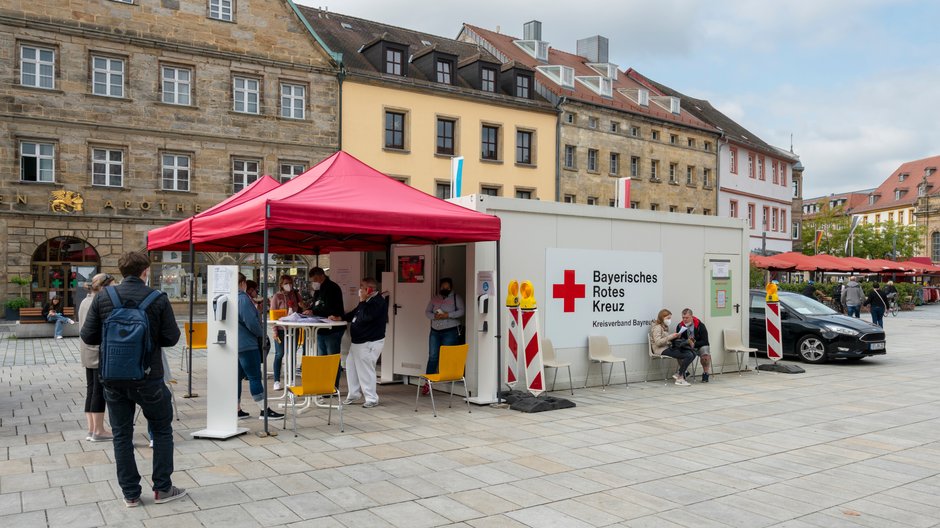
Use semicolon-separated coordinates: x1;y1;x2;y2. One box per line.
78;273;115;442
43;295;75;339
80;252;186;508
422;278;464;395
342;277;387;408
841;276;864;318
863;282;888;328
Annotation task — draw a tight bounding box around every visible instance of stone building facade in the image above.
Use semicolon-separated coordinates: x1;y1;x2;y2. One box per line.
0;0;339;308
459;22;720;213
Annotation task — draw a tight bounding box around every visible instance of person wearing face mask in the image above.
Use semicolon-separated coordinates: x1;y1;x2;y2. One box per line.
302;267;345;356
422;278;465;395
649;309;694;386
269;275;302;391
340;278;387;408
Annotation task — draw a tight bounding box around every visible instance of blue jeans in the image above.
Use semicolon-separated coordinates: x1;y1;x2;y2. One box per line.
427;327;460;374
870;305;885;328
846;305;860;318
237;348;263;402
102;380;174;500
317;329;343;356
272;328;285;382
47;313;70;337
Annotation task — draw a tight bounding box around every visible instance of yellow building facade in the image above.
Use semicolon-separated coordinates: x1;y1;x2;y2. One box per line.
341;81;556;199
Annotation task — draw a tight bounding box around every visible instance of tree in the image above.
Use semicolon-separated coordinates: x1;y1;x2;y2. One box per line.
852;222;923;260
801;204;852;255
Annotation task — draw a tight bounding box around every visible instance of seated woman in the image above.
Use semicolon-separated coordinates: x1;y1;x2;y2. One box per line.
649;309;694;386
42;295;75;339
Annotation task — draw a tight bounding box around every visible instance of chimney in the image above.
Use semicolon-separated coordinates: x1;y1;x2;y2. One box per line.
577;35;608;63
523;20;542;41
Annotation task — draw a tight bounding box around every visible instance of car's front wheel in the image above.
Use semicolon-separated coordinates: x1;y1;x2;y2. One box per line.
797;335;827;364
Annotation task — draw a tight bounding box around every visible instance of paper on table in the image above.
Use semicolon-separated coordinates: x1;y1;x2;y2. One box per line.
279;312;331;323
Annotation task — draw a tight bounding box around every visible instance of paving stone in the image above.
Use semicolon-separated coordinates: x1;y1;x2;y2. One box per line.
46;502;105;528
193;504;263;527
369;501;450;528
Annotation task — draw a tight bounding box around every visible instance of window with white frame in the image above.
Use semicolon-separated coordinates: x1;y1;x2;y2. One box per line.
748;153;754;178
563;194;575;204
703;168;711;187
385;48;404;75
729;200;738;218
587;149;598;172
232;158;259;192
610;121;619;133
20;45;55;89
92;148;123;187
564;145;575;169
631;126;639;137
587;197;598;206
162;66;191;105
481;67;496;92
747;204;755;228
515;74;531;98
280;83;305;119
757;156;764;180
161;153;190;191
233;76;260;114
686;166;694;185
588;117;598;129
209;0;234;21
631;156;639;177
610;152;619;175
279;162;305;183
792;222;800;239
91;56;124;97
762;206;769;229
651;160;658;179
669;163;677;183
435;59;453;84
20;141;55;182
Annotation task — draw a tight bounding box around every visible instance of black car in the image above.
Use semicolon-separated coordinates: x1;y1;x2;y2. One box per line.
748;290;886;363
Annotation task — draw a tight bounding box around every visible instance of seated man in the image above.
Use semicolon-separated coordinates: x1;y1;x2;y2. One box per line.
676;308;712;382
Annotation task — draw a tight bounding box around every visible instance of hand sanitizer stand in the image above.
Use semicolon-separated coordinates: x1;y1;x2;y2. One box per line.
192;265;249;439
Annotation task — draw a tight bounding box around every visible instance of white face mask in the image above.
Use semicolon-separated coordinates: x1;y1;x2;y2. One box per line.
281;284;292;292
664;318;672;327
311;281;321;291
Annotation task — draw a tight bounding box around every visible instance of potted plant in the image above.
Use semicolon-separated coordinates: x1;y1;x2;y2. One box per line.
6;275;32;320
4;297;30;320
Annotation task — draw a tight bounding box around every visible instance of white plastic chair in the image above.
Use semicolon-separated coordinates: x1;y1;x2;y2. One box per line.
585;335;628;390
647;333;672;385
722;329;758;375
541;338;573;395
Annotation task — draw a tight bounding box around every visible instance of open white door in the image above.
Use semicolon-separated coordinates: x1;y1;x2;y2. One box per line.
391;246;434;378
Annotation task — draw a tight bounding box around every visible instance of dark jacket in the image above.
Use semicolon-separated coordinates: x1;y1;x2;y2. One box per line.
675;316;709;349
344;293;387;344
238;289;263;353
310;277;345;334
80;276;180;383
864;288;888;310
801;284;818;299
42;300;64;319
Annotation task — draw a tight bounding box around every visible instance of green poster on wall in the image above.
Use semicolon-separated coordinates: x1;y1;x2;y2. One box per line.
710;260;732;317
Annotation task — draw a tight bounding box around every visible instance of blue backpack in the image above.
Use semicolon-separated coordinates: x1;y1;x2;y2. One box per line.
99;286;163;383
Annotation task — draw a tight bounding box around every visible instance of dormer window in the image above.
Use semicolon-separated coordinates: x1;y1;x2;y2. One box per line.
899;173;908;182
436;59;453;84
513;40;549;61
536;65;574;89
576;76;612;97
618;88;648;106
895;189;907;200
586;63;618;79
869;194;878;205
481;66;496;92
385;47;404;75
515;74;531;98
651;95;681;114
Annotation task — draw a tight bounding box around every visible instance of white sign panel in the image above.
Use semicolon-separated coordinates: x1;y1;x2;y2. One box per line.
545;248;663;348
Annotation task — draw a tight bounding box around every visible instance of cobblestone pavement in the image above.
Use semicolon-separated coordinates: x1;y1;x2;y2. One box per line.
1;305;939;527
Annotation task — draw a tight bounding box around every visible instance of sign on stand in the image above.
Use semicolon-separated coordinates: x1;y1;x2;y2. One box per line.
192;265;249;440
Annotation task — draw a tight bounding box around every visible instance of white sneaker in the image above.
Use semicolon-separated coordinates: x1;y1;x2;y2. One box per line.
68;319;76;325
55;336;64;340
675;379;691;386
273;381;282;391
149;439;154;448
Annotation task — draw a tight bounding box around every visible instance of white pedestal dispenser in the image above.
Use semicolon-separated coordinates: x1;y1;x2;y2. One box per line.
192;265;249;440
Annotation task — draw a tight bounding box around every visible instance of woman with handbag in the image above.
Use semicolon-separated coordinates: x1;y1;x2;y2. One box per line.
649;309;695;386
863;282;888;328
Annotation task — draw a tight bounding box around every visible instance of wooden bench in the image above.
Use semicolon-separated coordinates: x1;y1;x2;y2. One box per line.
15;307;80;338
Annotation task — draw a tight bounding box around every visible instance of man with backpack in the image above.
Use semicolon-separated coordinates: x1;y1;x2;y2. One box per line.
80;252;184;508
841;276;865;318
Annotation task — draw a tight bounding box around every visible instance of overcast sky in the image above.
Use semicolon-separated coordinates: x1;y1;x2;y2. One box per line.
295;0;940;199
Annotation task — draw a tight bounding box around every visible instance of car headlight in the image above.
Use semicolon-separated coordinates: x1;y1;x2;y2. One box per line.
822;324;859;336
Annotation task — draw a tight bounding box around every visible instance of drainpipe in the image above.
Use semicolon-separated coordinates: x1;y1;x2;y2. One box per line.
336;66;346;151
553;96;567;202
715;130;725;218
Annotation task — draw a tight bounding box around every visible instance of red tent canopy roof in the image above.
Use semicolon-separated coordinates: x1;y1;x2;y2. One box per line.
750;254;797;271
147;175;281;252
191;151;501;254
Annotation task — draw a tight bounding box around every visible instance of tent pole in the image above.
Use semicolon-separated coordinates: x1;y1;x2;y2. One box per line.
184;242;197;398
261;229;270;435
495;239;502;406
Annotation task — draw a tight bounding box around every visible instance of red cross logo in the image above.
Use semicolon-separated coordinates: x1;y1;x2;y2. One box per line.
552;269;586;313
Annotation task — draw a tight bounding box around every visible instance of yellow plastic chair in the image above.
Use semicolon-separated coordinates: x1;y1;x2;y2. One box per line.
415;344;471;417
181;322;207;372
285;354;343;435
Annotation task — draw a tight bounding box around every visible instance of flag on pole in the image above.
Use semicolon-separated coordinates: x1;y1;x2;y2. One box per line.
814;229;824;254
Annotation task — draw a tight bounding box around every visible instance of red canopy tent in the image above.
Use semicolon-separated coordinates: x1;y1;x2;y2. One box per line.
750;254;797;271
771;252;838;272
147;175;281;252
898;259;940;274
191;151;501;253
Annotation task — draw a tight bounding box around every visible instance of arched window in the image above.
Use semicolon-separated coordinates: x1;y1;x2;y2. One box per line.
30;237;100;308
932;231;940;263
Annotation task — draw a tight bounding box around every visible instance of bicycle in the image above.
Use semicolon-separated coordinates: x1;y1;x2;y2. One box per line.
887;292;900;317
